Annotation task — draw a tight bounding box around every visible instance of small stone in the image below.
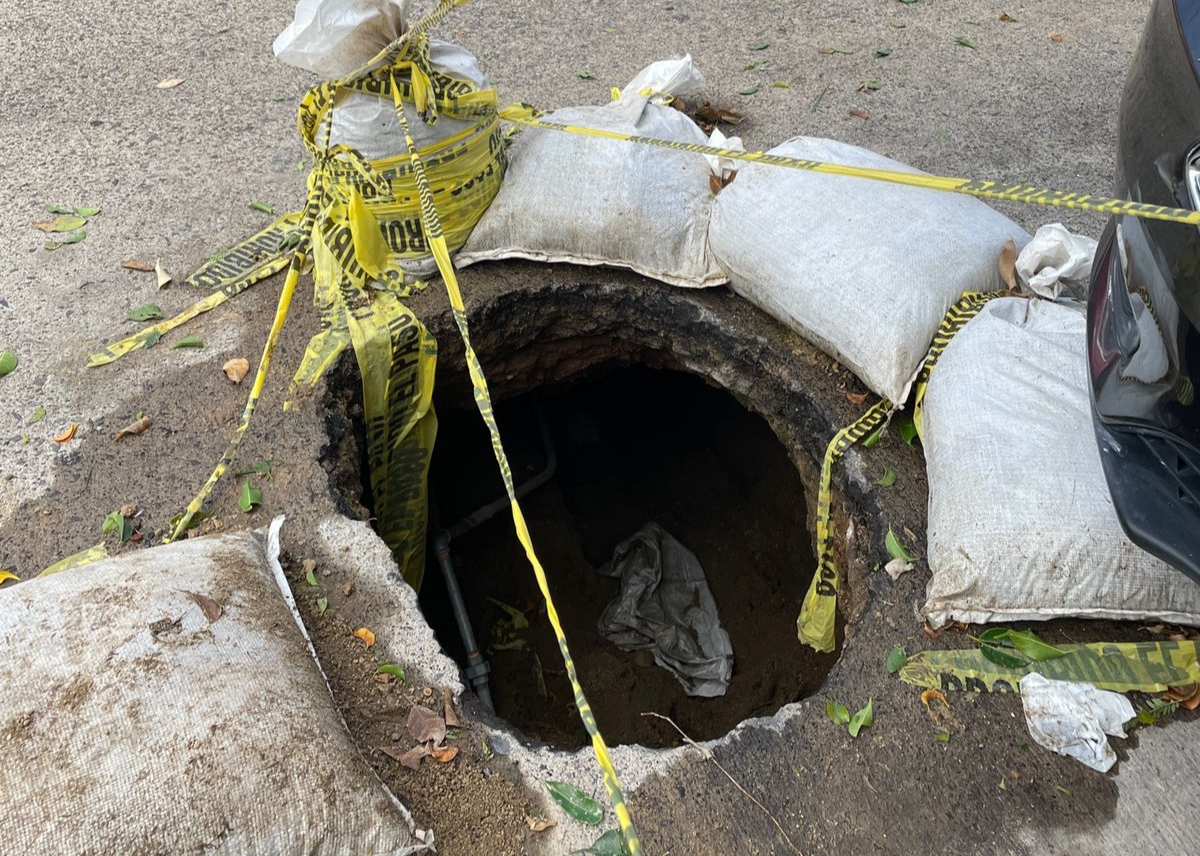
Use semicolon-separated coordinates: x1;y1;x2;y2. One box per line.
390;732;401;742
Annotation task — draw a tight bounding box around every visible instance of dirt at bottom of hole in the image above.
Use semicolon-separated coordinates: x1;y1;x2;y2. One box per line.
425;367;840;749
283;557;542;856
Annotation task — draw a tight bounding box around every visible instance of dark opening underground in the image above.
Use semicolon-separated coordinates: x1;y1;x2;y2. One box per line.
418;362;839;749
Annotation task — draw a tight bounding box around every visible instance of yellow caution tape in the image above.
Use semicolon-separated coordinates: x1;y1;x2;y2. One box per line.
899;640;1200;694
499;104;1200;227
38;542;108;577
389;69;642;855
86;212;302;367
798;292;1007;652
797;400;891;653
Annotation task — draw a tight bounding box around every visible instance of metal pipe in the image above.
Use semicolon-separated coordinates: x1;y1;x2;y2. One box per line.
447;404;557;540
432;529;494;711
433;401;558;714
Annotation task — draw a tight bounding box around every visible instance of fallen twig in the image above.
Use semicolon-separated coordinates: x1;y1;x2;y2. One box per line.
641;711;803;855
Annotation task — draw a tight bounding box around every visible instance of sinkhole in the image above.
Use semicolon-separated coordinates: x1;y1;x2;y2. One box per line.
327;282;859;750
422;363;838;749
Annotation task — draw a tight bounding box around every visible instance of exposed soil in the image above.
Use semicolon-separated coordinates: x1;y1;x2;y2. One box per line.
421;365;838;748
281;554;540;856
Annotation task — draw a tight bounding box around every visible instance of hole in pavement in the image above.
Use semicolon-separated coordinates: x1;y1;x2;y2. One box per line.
420;363;839;749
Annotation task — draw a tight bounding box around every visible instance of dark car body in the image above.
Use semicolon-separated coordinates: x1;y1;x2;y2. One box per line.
1088;0;1200;581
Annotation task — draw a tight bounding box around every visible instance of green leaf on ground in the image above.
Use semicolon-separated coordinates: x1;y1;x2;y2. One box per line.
29;406;46;424
238;479;262;513
898;415;918;445
826;699;850;725
33;214;87;233
602;26;619;35
127;304;163;322
772;80;790;89
544;780;604;825
979;628;1029;669
376;664;406;682
74;205;101;217
101;511;133;543
576;69;594;79
886;646;907;674
749;41;770;50
44;203;74;215
171;335;203;349
876;466;896;487
739;85;760;95
875;48;893;57
935;732;950;743
316;596;328;615
1003;629;1067;662
137;330;162;349
0;350;16;378
249;201;275;215
861;423;885;448
305;567;319;586
865;78;884;90
956;37;977;48
587;829;629;856
271;94;286;102
848;699;874;737
743;60;763;71
885;529;917;563
488;597;529;629
899;0;919;4
820;46;853;54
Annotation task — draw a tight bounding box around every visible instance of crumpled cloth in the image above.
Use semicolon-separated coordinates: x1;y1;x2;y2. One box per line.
597;523;734;697
1019;673;1135;772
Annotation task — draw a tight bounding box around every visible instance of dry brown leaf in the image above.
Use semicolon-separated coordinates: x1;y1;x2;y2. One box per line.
708;173;723;196
1050;33;1063;42
443;689;462;728
157;78;185;89
406;705;446;745
115;415;152;441
54;423;79;443
998;239;1018;291
352;626;375;648
381;744;430;771
429;744;459;763
185;590;223;623
846;392;868;405
998;12;1015;21
222;358;250;384
848;109;870;121
1164;684;1200;710
525;815;556;833
921;624;939;640
121;259;155;272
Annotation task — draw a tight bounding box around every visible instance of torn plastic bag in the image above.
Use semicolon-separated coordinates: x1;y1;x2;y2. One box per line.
1015;223;1098;300
1018;673;1135;773
597;523;733;697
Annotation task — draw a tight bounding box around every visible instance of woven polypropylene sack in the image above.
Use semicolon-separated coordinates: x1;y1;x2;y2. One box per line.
456;57;727;288
708;137;1029;403
0;531;432;855
921;297;1200;627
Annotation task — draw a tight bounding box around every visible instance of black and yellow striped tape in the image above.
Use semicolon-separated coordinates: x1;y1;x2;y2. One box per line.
389;73;642;854
499;104;1200;227
798;292;1006;652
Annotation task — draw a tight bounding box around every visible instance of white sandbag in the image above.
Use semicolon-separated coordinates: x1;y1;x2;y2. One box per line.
0;525;432;855
456;56;728;288
274;0;411;79
922;297;1200;627
709;137;1029;402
